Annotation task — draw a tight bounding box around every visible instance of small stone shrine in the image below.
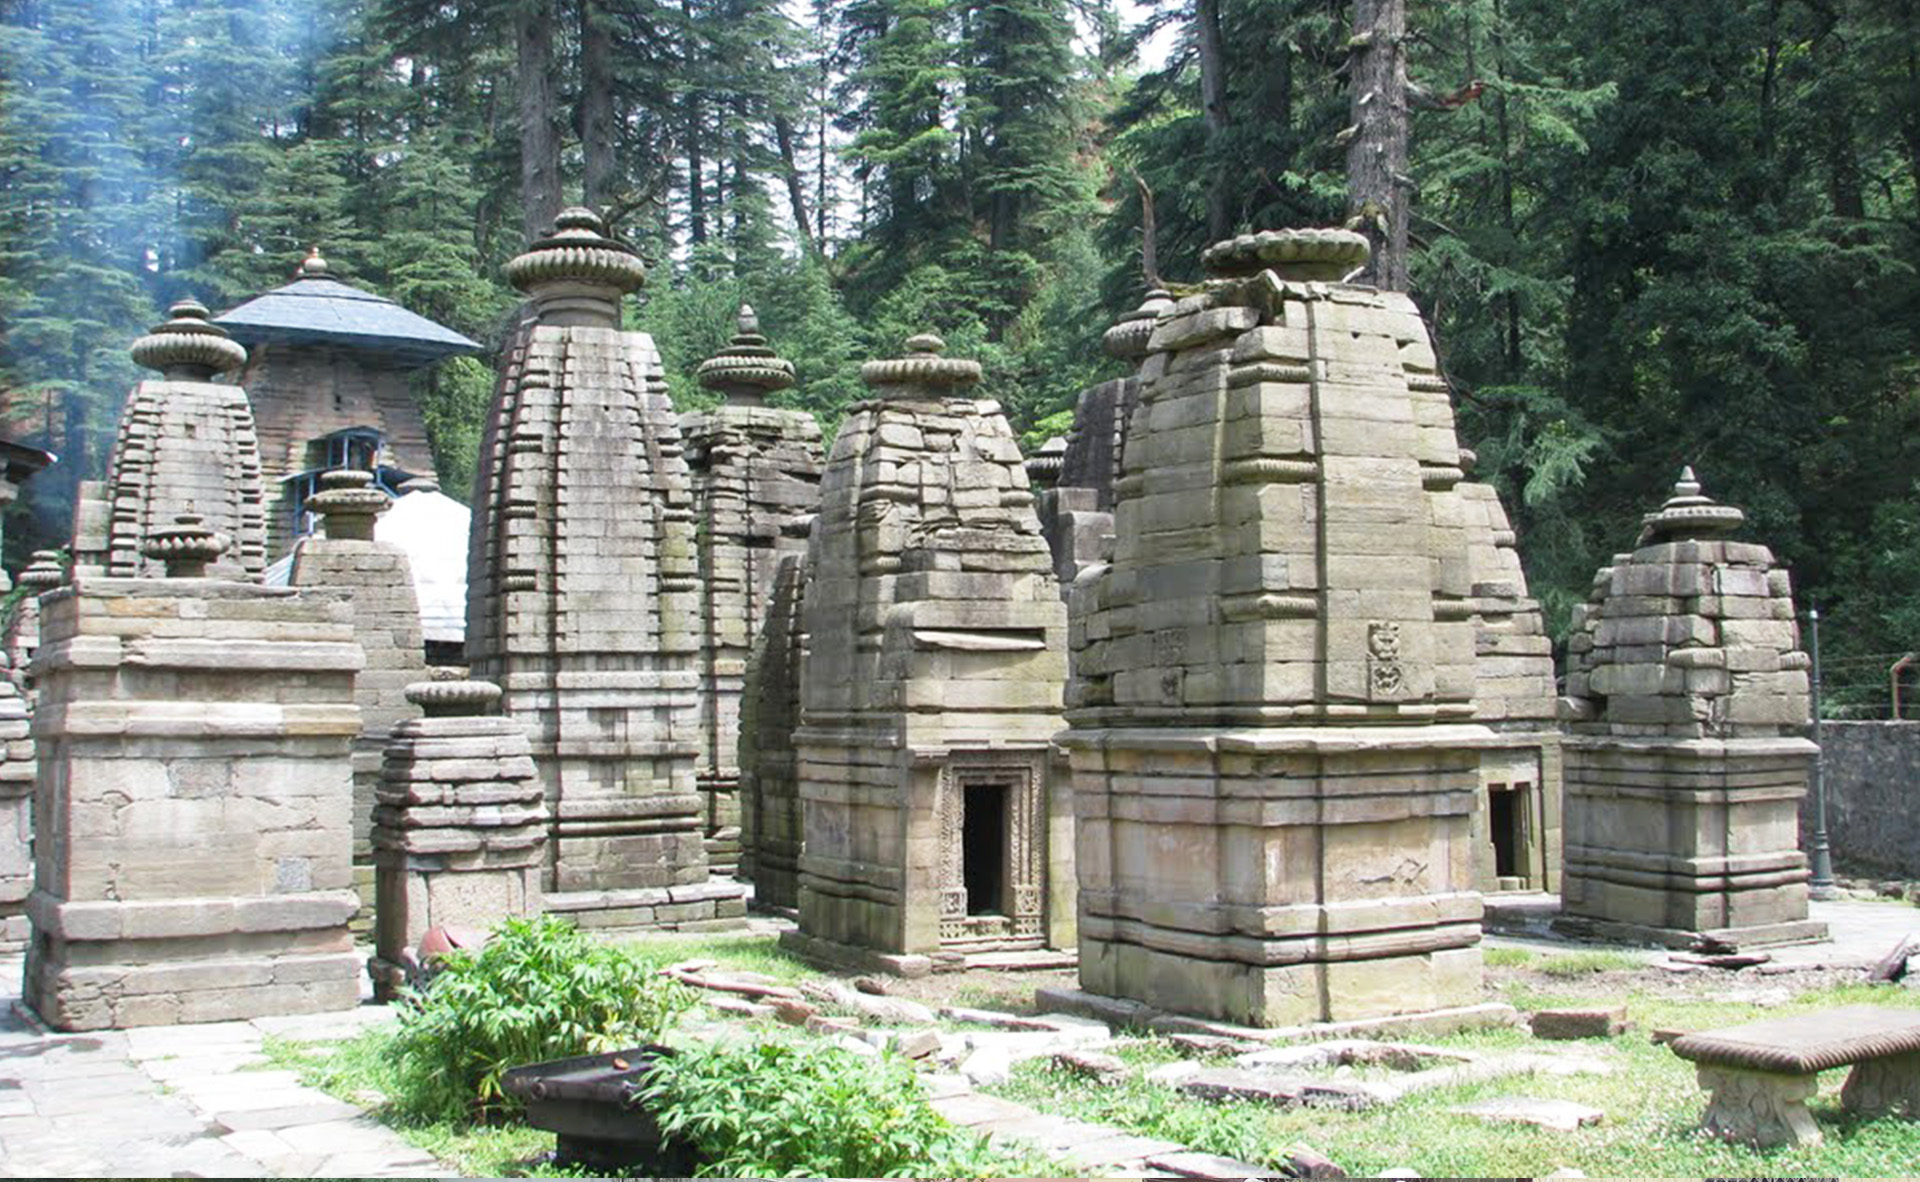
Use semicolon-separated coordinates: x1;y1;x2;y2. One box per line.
1459;477;1563;893
1033;290;1170;591
1064;228;1490;1027
738;551;809;909
466;207;742;932
785;333;1071;972
24;517;364;1030
5;550;65;692
288;470;427;928
369;677;545;1000
216;248;480;556
680;306;824;875
69;301;268;580
1558;469;1825;947
0;442;54;952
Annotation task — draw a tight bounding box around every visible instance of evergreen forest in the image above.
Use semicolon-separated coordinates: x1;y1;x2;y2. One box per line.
4;0;1920;704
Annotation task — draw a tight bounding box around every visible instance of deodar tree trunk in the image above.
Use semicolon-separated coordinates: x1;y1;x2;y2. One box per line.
518;0;562;243
1346;0;1410;290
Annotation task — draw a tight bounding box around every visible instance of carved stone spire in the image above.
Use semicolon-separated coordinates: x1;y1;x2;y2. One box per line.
129;299;248;381
1639;466;1746;544
305;469;390;542
695;303;796;406
1101;288;1175;362
141;513;232;579
1200;226;1372;282
503;207;647;328
859;332;981;397
298;247;330;279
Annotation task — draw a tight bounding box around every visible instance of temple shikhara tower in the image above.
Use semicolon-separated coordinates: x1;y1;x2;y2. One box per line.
1558;470;1825;948
70;301;267;580
466;208;742;932
1063;228;1490;1027
680;306;824;874
786;334;1071;972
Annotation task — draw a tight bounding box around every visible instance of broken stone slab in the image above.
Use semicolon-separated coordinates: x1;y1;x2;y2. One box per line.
960;1044;1013;1085
895;1029;942;1060
1454;1097;1604;1132
929;1090;1032;1128
703;996;772;1019
1145;1150;1288;1180
1237;1038;1477;1072
803;1014;861;1039
1530;1006;1628;1040
1145;1059;1203;1087
918;1071;972;1100
1672;951;1773;970
1051;1048;1128;1083
1168;1032;1266;1057
1060;1130;1188;1170
1178;1067;1305;1106
964;1025;1112;1060
802;980;936;1024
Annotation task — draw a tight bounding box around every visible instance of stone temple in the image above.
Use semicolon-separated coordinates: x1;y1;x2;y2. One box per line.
215;248;480;555
680;306;824;875
465;208;743;932
70;301;268;581
783;334;1072;973
1558;470;1824;948
1062;229;1490;1026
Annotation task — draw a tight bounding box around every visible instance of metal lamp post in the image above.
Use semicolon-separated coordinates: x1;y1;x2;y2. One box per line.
1806;605;1838;900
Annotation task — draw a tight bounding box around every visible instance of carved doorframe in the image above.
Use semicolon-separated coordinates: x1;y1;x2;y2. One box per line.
935;750;1046;946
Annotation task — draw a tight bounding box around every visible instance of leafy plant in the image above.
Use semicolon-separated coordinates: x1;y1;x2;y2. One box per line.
389;915;696;1122
640;1039;1053;1178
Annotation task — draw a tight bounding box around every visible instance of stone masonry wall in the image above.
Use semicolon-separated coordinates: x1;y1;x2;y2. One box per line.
1804;720;1920;878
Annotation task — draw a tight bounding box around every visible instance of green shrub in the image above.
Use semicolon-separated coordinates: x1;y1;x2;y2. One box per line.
390;915;695;1122
640;1040;1052;1178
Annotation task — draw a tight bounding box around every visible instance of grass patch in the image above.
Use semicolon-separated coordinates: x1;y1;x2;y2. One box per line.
619;931;820;984
1536;949;1643;977
1483;945;1539;969
263;1031;567;1177
985;982;1920;1178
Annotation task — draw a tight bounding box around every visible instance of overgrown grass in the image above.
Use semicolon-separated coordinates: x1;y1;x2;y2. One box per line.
264;1031;568;1177
1536;948;1644;977
985;981;1920;1178
1482;945;1539;969
619;931;821;984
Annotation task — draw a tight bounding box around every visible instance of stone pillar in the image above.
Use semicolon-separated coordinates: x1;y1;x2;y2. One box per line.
369;677;545;1001
1034;290;1170;593
69;301;267;580
681;306;824;876
738;550;809;908
1064;228;1490;1028
0;510;54;952
24;518;364;1030
1458;477;1563;894
288;470;427;932
784;333;1069;973
1557;470;1827;948
466;207;743;933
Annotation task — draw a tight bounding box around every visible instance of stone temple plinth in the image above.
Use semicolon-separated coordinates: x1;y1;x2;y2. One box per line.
370;678;545;1001
466;208;743;932
1062;229;1491;1028
680;306;824;876
1557;470;1826;949
69;301;268;581
784;334;1071;973
24;521;364;1030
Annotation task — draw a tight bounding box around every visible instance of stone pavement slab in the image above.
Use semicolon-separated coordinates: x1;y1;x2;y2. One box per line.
0;952;439;1179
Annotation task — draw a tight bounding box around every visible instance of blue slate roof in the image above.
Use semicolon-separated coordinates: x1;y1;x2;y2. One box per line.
214;269;481;369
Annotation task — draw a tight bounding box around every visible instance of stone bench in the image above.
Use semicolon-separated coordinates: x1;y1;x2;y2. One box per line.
1668;1004;1920;1146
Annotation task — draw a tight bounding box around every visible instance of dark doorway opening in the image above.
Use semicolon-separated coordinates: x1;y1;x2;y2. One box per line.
1489;783;1527;881
963;781;1009;916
